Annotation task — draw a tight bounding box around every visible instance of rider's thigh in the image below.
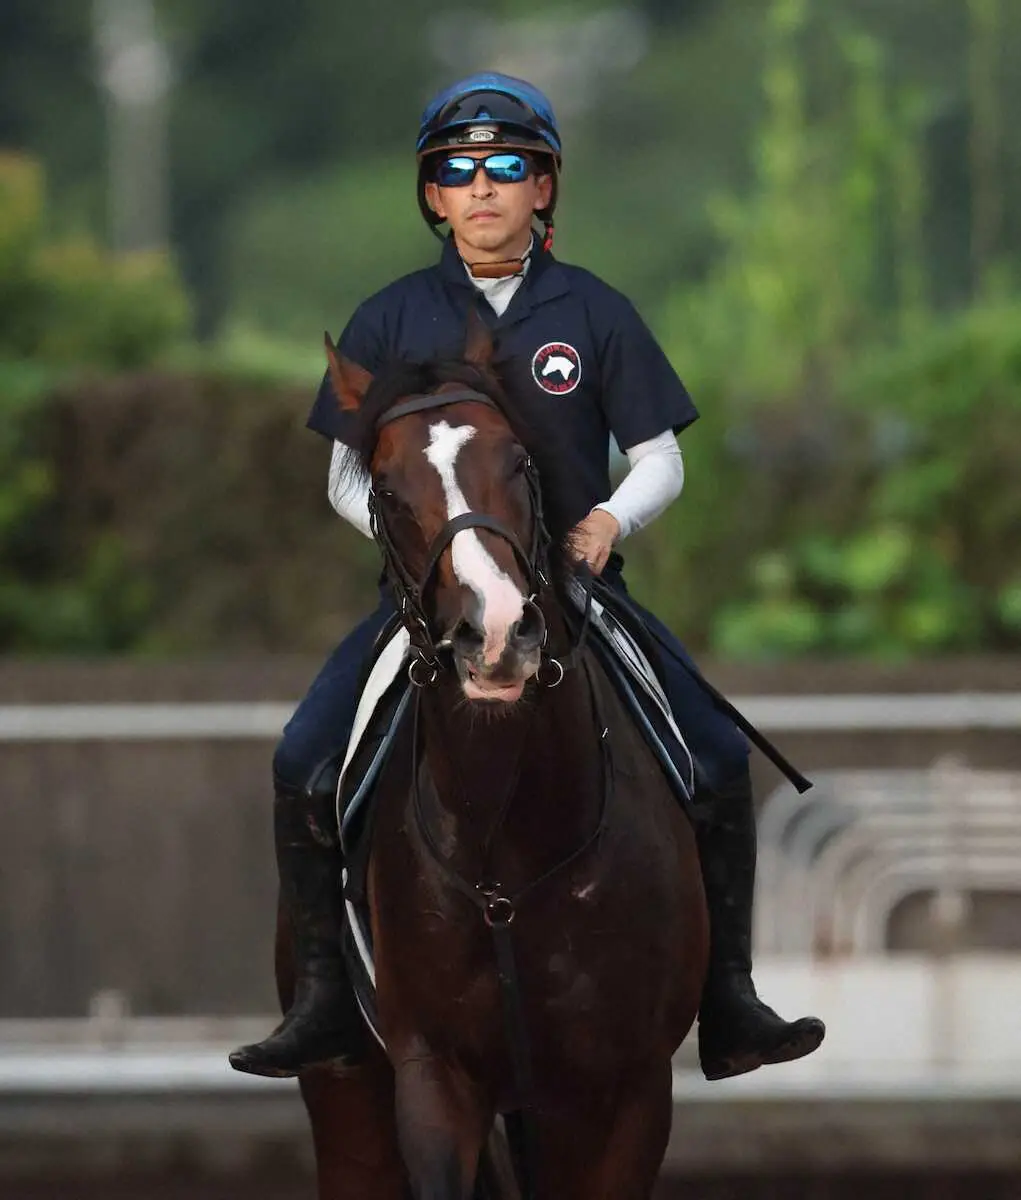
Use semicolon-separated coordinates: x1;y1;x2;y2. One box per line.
273;595;396;792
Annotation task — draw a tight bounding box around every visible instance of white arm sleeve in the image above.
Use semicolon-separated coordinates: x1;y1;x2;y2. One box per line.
593;430;684;541
328;440;373;538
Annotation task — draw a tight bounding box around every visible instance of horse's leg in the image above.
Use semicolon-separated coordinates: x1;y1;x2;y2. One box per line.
277;899;407;1199
391;1037;491;1200
300;1055;408;1200
542;1059;675;1200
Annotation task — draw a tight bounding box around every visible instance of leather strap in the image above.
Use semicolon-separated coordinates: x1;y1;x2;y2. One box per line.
375;389;498;429
467;258;527;280
419;512;534;599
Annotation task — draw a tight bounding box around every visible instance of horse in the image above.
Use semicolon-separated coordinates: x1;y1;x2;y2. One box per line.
278;317;709;1199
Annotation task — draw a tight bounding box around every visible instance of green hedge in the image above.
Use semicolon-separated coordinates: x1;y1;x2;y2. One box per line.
0;154;190;367
624;302;1021;659
3;306;1020;657
0;369;375;654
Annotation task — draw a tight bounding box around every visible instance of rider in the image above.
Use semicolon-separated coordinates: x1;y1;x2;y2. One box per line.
230;72;825;1083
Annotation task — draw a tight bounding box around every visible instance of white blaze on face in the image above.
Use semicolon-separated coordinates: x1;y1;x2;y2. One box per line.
424;420;525;665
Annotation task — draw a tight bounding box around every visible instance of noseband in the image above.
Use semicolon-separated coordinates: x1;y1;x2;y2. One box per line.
367;387;554;679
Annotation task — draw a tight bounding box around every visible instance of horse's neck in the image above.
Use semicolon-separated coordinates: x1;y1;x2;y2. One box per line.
418;658;605;876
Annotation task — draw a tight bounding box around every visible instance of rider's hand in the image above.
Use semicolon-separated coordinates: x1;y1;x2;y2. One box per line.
569;508;620;576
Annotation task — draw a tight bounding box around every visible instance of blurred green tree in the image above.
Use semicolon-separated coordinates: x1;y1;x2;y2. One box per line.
624;0;1021;659
1;0;1020;657
0;152;190;651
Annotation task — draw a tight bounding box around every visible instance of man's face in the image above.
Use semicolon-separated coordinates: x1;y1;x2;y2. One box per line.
424;148;553;257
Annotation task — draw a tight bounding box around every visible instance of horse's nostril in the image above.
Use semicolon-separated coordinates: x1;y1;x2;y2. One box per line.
451;617;485;654
511;601;545;652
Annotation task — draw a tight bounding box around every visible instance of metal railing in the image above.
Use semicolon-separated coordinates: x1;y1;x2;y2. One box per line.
3;691;1021;740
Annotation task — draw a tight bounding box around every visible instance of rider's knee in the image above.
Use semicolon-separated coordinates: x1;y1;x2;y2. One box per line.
272;735;314;796
696;726;750;796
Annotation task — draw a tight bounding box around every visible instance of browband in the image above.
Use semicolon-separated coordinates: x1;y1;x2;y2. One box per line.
376;388;499;430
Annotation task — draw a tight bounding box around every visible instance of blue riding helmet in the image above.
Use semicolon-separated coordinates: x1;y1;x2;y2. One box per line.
416;72;562;233
417;72;562;161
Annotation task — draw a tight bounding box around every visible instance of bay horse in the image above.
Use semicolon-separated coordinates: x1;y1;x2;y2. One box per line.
278;318;709;1199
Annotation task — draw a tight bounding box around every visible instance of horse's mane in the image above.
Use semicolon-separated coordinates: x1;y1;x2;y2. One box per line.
339;354;579;590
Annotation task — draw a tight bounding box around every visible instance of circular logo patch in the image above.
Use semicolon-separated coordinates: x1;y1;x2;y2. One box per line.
531;342;582;396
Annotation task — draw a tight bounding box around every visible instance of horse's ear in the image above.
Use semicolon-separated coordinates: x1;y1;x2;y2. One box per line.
463;308;495;369
324;332;372;412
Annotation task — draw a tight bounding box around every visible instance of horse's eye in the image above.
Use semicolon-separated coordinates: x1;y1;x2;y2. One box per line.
511;453;528;476
375;487;415;522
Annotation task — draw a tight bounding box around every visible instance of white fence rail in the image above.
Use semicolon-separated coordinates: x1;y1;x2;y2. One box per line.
3;958;1020;1100
3;692;1021;740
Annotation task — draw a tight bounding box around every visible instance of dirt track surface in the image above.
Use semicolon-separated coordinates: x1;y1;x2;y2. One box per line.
7;1170;1021;1199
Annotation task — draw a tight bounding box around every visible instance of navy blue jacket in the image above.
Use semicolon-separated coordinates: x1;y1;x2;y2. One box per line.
307;234;697;525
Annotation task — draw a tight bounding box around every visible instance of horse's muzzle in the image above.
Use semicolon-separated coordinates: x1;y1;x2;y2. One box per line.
449;598;545;703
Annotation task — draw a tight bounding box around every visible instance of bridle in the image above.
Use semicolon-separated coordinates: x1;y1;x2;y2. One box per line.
366;386;562;685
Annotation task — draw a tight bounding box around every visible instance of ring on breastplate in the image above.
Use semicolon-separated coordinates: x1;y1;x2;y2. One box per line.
484;896;515;927
537;656;564;688
408;657;440;688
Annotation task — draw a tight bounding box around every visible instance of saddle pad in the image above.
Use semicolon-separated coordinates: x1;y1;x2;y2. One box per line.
334;630;410;1049
570;579;695;803
342;864;385;1048
335;627;410;838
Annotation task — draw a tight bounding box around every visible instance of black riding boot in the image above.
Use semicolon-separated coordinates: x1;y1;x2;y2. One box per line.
229;778;367;1078
696;771;825;1081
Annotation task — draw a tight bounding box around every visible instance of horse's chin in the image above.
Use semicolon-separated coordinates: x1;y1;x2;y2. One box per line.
459;658;537;705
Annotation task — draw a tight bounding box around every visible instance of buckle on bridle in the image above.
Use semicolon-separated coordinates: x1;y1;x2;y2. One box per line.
408;656;440;688
537;656;564;688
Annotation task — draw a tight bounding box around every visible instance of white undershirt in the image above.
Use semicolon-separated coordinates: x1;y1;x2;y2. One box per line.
470;257;530;318
327;262;685;542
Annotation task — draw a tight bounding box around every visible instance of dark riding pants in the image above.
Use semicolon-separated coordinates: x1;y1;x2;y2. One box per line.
273;575;748;796
273;585;398;791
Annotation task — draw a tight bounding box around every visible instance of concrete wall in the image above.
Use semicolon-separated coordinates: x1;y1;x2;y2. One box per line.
3;658;1021;1019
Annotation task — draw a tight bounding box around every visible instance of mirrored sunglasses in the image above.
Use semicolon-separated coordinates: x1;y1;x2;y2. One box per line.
433;153;533;188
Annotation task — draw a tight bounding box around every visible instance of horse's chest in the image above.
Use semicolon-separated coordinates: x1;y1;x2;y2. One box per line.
368;737;702;1073
375;840;677;1055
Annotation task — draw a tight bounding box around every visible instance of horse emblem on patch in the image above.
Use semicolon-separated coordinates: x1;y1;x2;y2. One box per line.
531;341;582;396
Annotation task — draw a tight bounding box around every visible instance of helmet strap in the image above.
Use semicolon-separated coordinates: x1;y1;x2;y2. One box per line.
467;258;527;280
465;239;532;280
